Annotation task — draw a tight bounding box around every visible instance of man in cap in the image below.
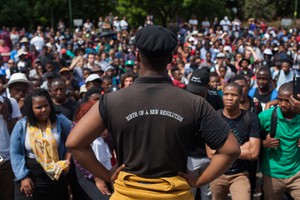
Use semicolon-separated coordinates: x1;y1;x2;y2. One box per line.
67;25;240;199
186;68;223;199
15;49;31;74
4;72;31;111
84;74;103;91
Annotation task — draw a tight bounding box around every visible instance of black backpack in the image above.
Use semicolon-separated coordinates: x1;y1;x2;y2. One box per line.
270;106;278;138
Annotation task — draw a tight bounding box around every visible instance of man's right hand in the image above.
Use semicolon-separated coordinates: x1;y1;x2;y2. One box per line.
263;134;280;148
108;164;126;182
20;177;34;197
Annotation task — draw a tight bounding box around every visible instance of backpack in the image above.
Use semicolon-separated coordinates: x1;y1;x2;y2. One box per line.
3;96;12;115
270;106;278;138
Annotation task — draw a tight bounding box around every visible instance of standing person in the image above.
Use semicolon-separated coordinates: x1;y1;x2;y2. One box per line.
248;66;278;110
186;68;223;200
66;25;240;199
274;58;299;90
259;82;300;200
10;89;72;200
4;73;32;112
230;75;262;198
49;77;78;121
207;82;261;200
0;95;22;200
73;101;112;200
120;72;135;89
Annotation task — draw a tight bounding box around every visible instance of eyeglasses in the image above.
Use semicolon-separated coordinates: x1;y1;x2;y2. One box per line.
8;62;14;64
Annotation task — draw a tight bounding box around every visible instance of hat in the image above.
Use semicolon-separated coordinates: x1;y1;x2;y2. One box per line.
59;35;65;41
125;60;135;66
224;46;232;53
186;68;210;94
17;49;28;57
4;73;31;88
60;48;67;54
20;37;29;43
46;43;53;48
191;30;199;36
216;52;225;58
86;74;101;83
263;48;273;55
59;67;71;74
80;84;87;94
238;58;251;66
34;58;41;63
105;65;114;72
135;25;177;57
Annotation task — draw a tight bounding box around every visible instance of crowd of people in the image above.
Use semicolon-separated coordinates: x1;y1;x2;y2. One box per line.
0;12;299;200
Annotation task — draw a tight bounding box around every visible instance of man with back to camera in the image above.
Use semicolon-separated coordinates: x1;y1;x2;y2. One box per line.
66;25;240;199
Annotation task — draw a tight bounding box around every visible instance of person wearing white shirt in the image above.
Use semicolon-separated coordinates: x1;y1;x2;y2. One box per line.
30;33;45;52
273;59;300;91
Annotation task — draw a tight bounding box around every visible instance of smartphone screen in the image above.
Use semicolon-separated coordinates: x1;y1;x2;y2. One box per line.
0;155;4;164
293;77;300;100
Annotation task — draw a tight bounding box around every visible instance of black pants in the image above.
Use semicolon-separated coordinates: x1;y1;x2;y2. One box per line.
14;158;69;200
0;160;14;200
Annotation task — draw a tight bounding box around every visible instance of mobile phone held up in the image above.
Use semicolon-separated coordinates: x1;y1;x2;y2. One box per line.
293;76;300;100
0;155;4;165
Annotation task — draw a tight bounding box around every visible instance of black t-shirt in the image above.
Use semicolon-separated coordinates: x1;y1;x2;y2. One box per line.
220;109;260;175
99;76;230;178
189;90;224;158
254;89;272;103
53;99;78;120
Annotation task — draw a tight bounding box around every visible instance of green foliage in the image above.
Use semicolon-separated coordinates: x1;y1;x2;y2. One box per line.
0;0;32;28
241;0;297;20
242;0;277;19
0;0;298;30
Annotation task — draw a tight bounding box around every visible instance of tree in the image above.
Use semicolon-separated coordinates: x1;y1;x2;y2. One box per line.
241;0;296;20
0;0;32;28
116;0;191;27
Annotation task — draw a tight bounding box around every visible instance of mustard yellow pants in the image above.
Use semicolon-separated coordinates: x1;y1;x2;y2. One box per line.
110;171;194;200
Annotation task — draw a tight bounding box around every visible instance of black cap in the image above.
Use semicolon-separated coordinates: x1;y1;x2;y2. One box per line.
135;25;177;57
238;58;251;66
186;68;210;94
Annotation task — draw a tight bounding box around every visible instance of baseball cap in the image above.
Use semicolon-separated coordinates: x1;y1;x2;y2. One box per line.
86;74;101;83
216;52;225;58
125;60;135;66
186;68;210;94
